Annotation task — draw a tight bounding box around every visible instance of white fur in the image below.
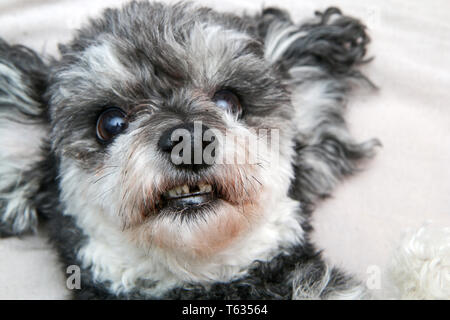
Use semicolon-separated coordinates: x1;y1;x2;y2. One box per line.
384;224;450;299
59;162;304;296
54;41;135;103
292;264;368;300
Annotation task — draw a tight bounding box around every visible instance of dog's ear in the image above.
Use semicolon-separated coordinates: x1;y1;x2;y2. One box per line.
0;39;51;237
255;8;380;207
257;7;371;78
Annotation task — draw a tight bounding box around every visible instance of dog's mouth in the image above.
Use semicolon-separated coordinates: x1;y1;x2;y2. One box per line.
161;183;215;209
144;173;256;217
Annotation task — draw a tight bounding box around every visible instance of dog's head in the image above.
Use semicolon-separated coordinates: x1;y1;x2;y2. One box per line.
49;2;298;259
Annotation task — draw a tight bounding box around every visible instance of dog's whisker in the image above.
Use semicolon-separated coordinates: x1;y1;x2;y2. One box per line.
250;175;263;187
92;171;117;184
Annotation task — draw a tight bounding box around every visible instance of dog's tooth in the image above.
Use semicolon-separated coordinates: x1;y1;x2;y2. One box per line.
175;186;183;195
204;184;212;193
168;189;178;197
182;184;189;194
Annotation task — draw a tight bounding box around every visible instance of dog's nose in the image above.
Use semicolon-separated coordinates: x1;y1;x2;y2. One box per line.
158;122;216;171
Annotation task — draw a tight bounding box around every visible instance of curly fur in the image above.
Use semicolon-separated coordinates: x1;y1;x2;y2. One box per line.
383;224;450;300
0;39;49;236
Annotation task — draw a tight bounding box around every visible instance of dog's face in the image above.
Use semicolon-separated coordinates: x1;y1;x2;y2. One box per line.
49;3;297;259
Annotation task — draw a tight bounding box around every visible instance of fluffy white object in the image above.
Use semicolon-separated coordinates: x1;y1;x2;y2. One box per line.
385;223;450;300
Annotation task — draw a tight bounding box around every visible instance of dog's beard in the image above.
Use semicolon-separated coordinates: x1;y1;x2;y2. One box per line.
59;113;295;259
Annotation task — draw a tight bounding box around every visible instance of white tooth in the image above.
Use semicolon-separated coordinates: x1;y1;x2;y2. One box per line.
198;184;205;192
168;190;177;197
182;185;189;194
175;186;182;195
204;184;212;193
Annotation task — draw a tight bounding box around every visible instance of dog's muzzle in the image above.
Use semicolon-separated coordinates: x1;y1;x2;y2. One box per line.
155;122;218;213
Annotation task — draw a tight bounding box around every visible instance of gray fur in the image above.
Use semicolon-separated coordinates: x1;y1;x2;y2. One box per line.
0;39;49;236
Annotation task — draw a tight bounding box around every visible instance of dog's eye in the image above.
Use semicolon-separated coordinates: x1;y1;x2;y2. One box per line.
96;108;128;142
212;90;242;119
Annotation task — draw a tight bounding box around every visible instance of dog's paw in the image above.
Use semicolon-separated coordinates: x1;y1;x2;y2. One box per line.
0;197;37;238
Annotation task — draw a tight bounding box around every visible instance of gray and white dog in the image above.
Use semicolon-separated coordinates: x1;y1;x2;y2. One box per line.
0;1;382;299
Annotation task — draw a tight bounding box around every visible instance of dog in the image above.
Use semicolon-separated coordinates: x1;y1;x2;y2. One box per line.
0;1;446;299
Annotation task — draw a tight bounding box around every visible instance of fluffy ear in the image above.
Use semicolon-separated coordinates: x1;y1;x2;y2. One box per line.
257;7;371;77
256;8;380;207
0;39;50;236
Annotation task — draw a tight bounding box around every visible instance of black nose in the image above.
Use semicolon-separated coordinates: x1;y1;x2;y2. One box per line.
158;122;216;171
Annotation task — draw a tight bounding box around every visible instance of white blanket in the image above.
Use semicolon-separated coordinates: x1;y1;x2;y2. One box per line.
0;0;449;299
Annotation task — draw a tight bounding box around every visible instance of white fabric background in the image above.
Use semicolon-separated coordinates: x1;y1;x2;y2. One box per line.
0;0;449;299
